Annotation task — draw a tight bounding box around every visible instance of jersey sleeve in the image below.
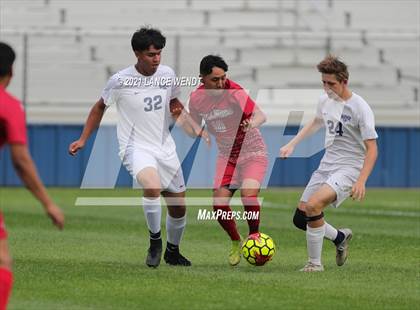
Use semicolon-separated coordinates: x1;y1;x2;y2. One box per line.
188;95;202;125
101;74;121;106
233;89;256;117
316;94;327;119
359;102;378;141
6;101;27;145
169;68;181;100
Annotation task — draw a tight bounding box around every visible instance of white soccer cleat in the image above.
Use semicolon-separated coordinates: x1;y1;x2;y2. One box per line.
336;228;353;266
300;262;324;272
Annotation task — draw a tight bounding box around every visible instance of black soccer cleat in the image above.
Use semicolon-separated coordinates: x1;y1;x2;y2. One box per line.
146;238;162;268
164;248;192;266
336;228;353;266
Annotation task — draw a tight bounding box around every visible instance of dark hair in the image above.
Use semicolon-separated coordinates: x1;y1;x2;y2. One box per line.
0;42;15;77
317;55;349;82
200;55;228;76
131;27;166;52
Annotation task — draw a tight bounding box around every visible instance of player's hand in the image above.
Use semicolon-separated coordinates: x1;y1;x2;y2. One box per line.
351;180;366;201
170;106;183;118
199;129;211;147
45;203;65;230
68;139;85;156
279;144;294;159
170;100;184;118
240;119;253;132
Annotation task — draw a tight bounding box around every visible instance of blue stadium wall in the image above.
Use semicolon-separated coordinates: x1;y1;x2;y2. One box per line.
0;125;419;187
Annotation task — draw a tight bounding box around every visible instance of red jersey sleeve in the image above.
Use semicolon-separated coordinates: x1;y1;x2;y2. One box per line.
188;91;202;125
241;94;256;118
230;82;256;118
3;99;27;145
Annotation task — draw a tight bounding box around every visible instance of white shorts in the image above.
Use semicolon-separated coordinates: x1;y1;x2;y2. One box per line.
300;167;360;208
121;147;185;193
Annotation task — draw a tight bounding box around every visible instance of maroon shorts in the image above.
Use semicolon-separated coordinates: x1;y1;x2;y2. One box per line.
0;212;7;240
214;155;268;190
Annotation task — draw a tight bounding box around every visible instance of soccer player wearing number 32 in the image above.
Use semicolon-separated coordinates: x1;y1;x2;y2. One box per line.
279;56;378;272
69;27;198;268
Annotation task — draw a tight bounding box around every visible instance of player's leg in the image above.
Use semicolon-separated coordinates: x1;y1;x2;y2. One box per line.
214;186;241;265
296;202;347;247
136;167;163;268
213;157;241;241
296;170;325;232
239;156;268;237
0;215;13;310
240;179;261;236
161;190;191;266
301;184;336;272
213;156;244;265
123;147;163;267
158;154;191;266
296;170;345;246
213;188;239;240
325;171;357;266
293;202;308;230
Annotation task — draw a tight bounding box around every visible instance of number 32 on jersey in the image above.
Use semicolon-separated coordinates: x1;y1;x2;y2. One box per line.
144;95;163;112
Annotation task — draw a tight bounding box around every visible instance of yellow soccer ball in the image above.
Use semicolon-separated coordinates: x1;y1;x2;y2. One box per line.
242;233;276;266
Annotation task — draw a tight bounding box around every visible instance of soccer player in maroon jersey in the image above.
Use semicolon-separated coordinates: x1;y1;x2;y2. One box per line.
0;42;64;309
188;55;268;266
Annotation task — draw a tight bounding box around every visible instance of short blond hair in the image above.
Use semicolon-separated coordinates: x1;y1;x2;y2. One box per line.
317;55;349;82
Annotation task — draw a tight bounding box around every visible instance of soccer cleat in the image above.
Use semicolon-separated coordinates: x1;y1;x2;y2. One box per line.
164;249;192;266
229;239;242;266
145;238;162;268
299;262;324;272
336;228;353;266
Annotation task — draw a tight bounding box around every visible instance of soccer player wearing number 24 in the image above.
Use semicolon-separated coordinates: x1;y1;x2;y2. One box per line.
69;27;198;268
279;56;378;272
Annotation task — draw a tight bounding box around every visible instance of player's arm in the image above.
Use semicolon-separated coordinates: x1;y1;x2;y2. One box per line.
10;144;64;229
171;98;210;145
279;116;323;158
240;105;267;131
351;139;378;201
68;98;107;155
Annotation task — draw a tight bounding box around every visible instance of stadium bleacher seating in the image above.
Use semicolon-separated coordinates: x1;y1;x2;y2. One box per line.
0;0;418;126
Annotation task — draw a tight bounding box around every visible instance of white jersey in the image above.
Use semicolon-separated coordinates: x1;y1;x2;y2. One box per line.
101;65;180;158
316;92;378;171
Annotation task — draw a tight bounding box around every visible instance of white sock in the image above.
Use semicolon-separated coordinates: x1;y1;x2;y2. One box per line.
306;224;325;265
142;197;162;234
166;213;186;246
324;222;338;241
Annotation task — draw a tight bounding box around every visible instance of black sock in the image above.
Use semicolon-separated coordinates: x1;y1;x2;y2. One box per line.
149;231;162;248
166;242;179;252
149;231;161;240
333;230;345;246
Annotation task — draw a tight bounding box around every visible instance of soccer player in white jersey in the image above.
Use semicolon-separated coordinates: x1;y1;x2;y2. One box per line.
279;55;378;272
68;27;195;268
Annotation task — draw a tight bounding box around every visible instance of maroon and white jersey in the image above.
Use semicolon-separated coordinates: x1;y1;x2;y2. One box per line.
189;79;267;162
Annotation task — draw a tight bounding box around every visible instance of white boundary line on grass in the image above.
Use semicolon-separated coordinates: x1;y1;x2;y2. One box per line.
263;202;420;218
75;197;264;206
74;197;420;218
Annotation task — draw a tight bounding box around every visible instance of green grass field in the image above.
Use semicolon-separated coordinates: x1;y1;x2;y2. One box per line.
1;187;419;309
